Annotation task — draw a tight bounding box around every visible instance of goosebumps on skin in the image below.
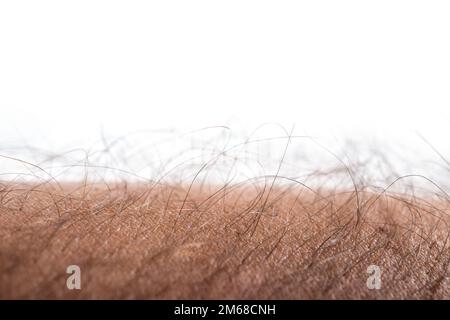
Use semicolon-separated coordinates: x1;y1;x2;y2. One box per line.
0;181;449;299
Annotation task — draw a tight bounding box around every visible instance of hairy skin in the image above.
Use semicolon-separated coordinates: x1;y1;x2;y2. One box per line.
0;181;449;299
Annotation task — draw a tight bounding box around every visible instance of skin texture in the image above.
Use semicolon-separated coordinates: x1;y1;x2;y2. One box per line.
0;181;449;299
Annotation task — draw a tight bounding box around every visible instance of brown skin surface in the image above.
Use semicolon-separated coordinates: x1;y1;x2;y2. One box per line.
1;181;449;299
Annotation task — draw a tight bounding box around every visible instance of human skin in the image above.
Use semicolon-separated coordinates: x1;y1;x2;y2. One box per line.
0;181;449;299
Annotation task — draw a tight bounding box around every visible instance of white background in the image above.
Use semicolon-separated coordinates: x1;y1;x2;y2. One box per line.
1;1;449;163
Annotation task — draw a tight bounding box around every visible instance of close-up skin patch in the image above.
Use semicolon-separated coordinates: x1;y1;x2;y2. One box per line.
1;180;449;299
